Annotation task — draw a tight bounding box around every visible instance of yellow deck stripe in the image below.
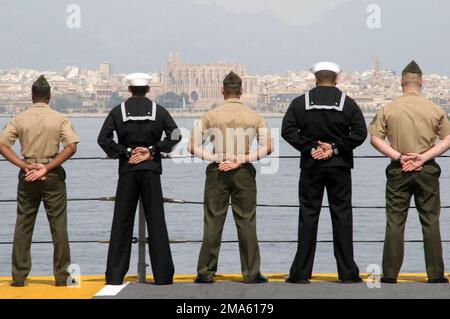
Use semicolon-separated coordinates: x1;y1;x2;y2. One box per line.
0;273;447;299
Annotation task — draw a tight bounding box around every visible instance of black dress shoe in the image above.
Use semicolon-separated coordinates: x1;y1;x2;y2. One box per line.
154;281;173;286
244;274;269;284
194;275;215;284
106;281;125;285
341;277;363;284
381;277;397;284
55;281;68;287
428;277;449;284
285;277;310;284
11;282;25;287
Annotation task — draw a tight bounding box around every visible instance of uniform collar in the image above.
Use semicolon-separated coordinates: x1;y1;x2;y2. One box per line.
225;98;243;104
316;85;337;89
31;103;50;108
403;91;421;97
128;96;151;102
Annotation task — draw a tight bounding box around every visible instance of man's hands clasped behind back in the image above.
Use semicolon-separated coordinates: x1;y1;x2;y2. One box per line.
128;147;154;165
399;153;425;172
311;141;425;172
214;154;243;172
25;163;48;182
311;141;334;161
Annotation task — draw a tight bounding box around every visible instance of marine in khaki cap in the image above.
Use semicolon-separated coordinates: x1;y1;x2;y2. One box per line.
369;61;450;284
0;75;80;287
188;71;273;284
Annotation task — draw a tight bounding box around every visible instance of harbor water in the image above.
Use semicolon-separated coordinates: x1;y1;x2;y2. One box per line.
0;116;449;277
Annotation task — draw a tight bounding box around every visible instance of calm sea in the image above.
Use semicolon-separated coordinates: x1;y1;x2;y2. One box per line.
0;116;449;277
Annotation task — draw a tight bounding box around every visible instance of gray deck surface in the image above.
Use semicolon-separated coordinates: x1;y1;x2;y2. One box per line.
95;281;450;299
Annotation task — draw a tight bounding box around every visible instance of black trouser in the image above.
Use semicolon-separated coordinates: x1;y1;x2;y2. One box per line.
289;167;360;281
105;171;174;285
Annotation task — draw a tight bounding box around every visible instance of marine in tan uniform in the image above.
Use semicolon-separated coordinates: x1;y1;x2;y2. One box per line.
369;61;450;284
188;71;273;284
0;75;80;287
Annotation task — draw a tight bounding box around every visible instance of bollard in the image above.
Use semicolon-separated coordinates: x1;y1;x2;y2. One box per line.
137;198;147;283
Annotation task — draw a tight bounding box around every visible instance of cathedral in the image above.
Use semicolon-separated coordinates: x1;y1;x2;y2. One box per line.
162;51;258;109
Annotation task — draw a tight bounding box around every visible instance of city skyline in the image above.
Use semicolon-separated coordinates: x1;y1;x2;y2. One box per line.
2;55;449;79
0;53;449;116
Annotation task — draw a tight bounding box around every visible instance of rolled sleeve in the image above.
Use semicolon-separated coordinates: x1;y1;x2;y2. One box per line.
368;109;387;140
257;117;271;147
60;117;80;147
190;115;208;147
437;111;450;139
0;119;18;148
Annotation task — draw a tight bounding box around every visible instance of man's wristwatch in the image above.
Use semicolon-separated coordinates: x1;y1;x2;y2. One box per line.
397;154;404;162
148;146;156;156
126;147;133;158
331;143;339;156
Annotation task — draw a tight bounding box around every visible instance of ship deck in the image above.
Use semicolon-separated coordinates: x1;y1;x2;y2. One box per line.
1;273;449;299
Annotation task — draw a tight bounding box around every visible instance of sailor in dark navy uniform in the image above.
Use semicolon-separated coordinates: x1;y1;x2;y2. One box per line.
98;73;181;285
281;62;367;284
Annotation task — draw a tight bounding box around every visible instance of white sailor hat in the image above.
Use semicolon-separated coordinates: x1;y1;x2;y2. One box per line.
310;61;342;74
125;73;152;86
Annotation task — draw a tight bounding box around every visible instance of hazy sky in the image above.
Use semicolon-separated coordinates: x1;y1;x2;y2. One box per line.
193;0;351;26
0;0;449;75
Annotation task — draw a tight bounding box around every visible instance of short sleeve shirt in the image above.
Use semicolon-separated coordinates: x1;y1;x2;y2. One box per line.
190;98;271;157
368;92;450;154
0;103;80;159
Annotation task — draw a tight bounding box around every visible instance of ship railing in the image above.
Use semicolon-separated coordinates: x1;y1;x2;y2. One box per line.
0;154;449;283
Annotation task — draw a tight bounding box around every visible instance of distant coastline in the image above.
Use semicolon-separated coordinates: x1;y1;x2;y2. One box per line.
0;112;379;119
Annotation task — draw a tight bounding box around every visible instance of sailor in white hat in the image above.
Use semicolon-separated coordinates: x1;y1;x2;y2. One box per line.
309;61;343;75
125;72;152;86
98;72;181;286
281;61;367;284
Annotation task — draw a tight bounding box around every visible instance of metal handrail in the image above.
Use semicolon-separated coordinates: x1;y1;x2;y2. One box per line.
1;239;450;245
1;196;450;283
0;155;449;162
0;155;449;283
1;197;449;209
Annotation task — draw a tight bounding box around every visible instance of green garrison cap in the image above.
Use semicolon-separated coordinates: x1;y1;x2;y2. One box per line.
223;71;242;88
32;75;50;88
402;60;422;75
